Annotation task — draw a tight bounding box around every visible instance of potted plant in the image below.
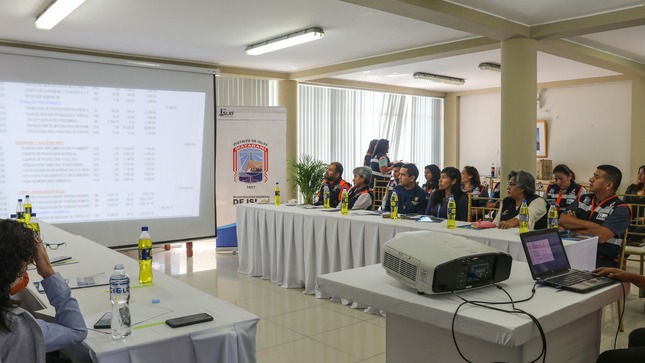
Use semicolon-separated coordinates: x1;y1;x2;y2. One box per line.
287;155;326;205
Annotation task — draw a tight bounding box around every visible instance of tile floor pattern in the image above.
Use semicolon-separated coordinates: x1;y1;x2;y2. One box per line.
121;241;644;363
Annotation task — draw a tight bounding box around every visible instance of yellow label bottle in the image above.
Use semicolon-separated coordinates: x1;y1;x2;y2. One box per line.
519;200;529;233
274;182;281;206
390;189;398;220
138;226;153;284
341;189;349;215
447;195;456;229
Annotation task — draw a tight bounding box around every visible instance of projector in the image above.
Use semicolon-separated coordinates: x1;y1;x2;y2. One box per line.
382;231;512;294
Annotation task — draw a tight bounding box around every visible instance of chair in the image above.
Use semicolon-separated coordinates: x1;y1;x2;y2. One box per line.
614;200;645;332
467;193;501;222
623;200;645;276
372;178;390;210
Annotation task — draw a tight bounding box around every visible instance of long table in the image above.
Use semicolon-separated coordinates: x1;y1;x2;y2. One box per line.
24;222;259;363
317;263;626;363
236;204;599;295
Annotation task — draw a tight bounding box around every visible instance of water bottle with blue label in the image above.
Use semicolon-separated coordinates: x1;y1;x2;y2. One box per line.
110;264;131;339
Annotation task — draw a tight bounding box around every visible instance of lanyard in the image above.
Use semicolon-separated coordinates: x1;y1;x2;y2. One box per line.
587;194;615;220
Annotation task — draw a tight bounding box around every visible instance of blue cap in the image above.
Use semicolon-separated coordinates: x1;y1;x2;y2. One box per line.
141;226;148;231
152;298;160;304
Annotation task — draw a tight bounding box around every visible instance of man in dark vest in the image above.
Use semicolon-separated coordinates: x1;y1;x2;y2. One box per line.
560;164;630;268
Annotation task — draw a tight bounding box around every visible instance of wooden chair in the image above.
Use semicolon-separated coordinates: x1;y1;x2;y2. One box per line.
372;178;390;210
623;200;645;276
614;199;645;332
467;194;501;222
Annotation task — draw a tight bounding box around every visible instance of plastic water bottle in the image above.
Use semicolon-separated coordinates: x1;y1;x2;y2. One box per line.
390;189;399;220
490;163;495;178
447;195;457;229
547;203;559;229
110;264;131;339
28;213;40;236
519;199;529;233
323;184;330;209
24;195;32;224
341;189;349;215
138;227;153;284
16;199;25;223
274;182;281;206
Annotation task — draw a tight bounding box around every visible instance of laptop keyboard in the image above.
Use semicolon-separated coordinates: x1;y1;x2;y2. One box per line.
547;270;593;286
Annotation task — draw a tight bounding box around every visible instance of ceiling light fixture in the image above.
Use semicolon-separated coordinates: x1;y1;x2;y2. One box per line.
478;62;502;72
35;0;86;30
245;27;324;56
413;72;465;86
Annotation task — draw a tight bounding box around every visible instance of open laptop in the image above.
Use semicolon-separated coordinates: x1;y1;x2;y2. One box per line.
520;228;617;293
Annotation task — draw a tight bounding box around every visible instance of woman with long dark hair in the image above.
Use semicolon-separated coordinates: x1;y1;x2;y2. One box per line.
461;166;489;207
363;139;378;167
369;139;394;182
422;164;441;194
624;165;645;204
424;167;468;221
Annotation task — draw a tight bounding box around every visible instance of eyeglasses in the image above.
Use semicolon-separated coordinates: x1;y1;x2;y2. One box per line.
507;182;517;188
45;242;66;250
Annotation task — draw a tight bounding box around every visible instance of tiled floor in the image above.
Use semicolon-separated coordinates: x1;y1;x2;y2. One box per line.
121;241;644;363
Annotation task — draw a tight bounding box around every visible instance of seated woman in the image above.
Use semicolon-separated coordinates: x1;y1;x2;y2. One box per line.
0;220;87;362
422;164;441;194
623;165;645;244
424;166;468;221
494;170;548;230
545;164;586;213
348;166;373;210
461;166;489;206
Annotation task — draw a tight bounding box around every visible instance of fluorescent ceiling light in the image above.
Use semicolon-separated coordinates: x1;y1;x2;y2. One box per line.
245;27;324;56
413;72;465;86
478;62;502;72
35;0;86;30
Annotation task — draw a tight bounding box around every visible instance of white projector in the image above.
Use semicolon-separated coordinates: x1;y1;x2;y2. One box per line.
382;231;512;294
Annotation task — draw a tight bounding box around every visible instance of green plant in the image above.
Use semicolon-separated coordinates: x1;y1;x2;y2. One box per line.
288;155;326;205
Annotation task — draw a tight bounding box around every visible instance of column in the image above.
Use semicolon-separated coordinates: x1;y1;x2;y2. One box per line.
630;78;645;184
500;38;537;193
277;80;298;200
443;93;459;168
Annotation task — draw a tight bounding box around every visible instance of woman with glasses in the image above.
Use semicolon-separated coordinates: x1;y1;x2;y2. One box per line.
494;170;548;230
0;219;87;362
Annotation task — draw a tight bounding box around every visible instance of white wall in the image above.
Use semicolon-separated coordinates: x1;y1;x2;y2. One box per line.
459;81;634;190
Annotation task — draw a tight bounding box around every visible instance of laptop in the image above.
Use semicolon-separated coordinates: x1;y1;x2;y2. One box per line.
520;228;617;293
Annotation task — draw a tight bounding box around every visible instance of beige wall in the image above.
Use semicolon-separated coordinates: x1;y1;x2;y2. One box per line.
459;80;634;190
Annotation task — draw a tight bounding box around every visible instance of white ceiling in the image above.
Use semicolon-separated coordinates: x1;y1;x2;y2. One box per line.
1;0;644;93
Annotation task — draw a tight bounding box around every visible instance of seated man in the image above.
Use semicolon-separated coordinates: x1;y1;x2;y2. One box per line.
314;162;351;208
559;165;630;268
383;163;429;214
0;219;87;362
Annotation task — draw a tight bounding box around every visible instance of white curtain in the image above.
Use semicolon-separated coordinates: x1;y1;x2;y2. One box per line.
216;76;277;106
298;84;443;182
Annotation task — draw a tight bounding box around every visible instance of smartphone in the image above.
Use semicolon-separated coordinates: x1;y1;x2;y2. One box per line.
93;312;111;329
165;313;213;328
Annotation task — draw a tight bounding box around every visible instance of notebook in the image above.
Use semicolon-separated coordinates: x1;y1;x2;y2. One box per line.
520;229;617;293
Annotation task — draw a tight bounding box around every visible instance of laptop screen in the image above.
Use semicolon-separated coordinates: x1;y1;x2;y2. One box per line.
520;229;571;279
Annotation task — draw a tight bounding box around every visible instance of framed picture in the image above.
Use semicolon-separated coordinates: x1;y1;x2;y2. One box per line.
536;120;547;158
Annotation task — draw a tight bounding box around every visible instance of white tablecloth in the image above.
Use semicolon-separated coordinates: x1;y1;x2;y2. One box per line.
25;222;259;363
236;204;598;295
317;263;626;363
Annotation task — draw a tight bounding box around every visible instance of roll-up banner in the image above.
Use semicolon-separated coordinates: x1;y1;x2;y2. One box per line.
215;106;286;247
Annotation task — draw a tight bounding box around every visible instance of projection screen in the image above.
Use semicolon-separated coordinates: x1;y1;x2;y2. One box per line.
0;48;216;247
